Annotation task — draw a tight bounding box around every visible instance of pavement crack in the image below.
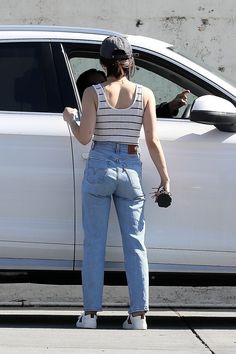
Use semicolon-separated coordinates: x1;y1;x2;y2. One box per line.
172;308;215;354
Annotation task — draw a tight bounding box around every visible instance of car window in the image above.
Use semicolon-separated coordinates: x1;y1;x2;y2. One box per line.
70;57;102;83
0;42;62;112
68;50;199;118
133;65;197;118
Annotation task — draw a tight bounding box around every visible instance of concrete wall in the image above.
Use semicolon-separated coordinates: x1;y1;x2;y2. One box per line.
0;0;235;84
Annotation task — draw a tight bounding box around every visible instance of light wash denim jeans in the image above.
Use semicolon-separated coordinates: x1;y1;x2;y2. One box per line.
82;141;149;314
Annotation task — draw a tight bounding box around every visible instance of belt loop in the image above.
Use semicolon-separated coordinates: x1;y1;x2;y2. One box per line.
91;141;95;150
115;143;120;153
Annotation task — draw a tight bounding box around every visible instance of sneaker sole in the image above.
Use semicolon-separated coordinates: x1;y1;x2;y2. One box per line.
76;323;97;329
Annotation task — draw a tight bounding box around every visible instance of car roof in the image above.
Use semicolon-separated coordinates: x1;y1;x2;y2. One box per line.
0;25;123;37
0;25;172;49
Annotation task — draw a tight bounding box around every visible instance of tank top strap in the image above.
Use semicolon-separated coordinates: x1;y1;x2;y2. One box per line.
93;84;107;110
135;84;144;111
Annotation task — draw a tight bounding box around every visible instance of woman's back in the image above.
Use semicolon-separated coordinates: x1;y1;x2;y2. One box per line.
101;78;137;109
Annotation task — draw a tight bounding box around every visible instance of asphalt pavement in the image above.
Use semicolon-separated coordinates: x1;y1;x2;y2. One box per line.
0;283;236;354
0;284;236;352
0;283;236;308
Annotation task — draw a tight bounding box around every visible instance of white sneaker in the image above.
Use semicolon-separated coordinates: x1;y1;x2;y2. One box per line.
123;314;147;330
76;313;97;329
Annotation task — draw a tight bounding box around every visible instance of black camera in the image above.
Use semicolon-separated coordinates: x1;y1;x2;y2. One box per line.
154;189;172;208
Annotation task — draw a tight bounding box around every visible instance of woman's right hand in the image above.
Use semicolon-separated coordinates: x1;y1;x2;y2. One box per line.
160;179;170;193
63;107;78;124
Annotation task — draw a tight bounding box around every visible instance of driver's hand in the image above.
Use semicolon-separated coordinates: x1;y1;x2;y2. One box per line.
169;90;190;114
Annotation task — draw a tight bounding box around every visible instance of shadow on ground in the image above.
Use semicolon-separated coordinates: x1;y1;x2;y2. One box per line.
0;314;236;330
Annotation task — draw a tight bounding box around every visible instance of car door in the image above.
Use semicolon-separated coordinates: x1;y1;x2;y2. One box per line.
133;55;236;272
65;43;236;273
0;42;76;270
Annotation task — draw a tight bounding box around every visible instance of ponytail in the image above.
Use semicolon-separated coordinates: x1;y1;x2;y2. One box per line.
100;56;135;79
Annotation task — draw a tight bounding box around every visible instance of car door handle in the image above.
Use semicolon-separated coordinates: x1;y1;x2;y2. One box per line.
81;153;89;160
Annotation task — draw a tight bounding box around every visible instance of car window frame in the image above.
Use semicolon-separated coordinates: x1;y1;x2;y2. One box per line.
62;42;236;117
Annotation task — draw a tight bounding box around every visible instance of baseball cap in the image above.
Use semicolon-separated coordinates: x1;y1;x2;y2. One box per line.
100;35;133;60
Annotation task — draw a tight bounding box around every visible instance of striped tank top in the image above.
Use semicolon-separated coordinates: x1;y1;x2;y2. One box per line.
93;83;144;145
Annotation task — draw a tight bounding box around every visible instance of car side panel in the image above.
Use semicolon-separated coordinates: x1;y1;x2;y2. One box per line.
144;119;236;269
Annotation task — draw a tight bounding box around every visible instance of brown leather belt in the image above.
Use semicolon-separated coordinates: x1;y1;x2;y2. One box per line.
128;145;139;154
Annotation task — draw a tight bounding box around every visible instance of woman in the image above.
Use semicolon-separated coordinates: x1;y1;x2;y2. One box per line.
63;35;170;330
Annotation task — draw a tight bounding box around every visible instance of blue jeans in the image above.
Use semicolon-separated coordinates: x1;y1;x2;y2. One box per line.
82;141;149;313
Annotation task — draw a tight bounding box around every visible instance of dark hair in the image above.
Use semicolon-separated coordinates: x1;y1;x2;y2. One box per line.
100;54;135;79
76;69;106;99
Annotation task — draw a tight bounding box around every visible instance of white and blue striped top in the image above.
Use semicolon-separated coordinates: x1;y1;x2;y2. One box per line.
93;83;144;144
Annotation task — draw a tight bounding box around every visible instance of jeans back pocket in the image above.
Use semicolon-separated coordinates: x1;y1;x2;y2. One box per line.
86;158;108;184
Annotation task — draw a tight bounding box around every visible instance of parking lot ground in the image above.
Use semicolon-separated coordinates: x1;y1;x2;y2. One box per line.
174;308;236;354
1;284;236;309
0;308;235;353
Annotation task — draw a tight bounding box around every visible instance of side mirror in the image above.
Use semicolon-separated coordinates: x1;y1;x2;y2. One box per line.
190;95;236;132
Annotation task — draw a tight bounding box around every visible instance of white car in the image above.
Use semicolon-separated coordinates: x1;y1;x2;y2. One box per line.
0;25;236;285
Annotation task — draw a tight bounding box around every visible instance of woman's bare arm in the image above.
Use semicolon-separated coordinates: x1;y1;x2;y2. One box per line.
143;87;170;192
63;86;97;145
